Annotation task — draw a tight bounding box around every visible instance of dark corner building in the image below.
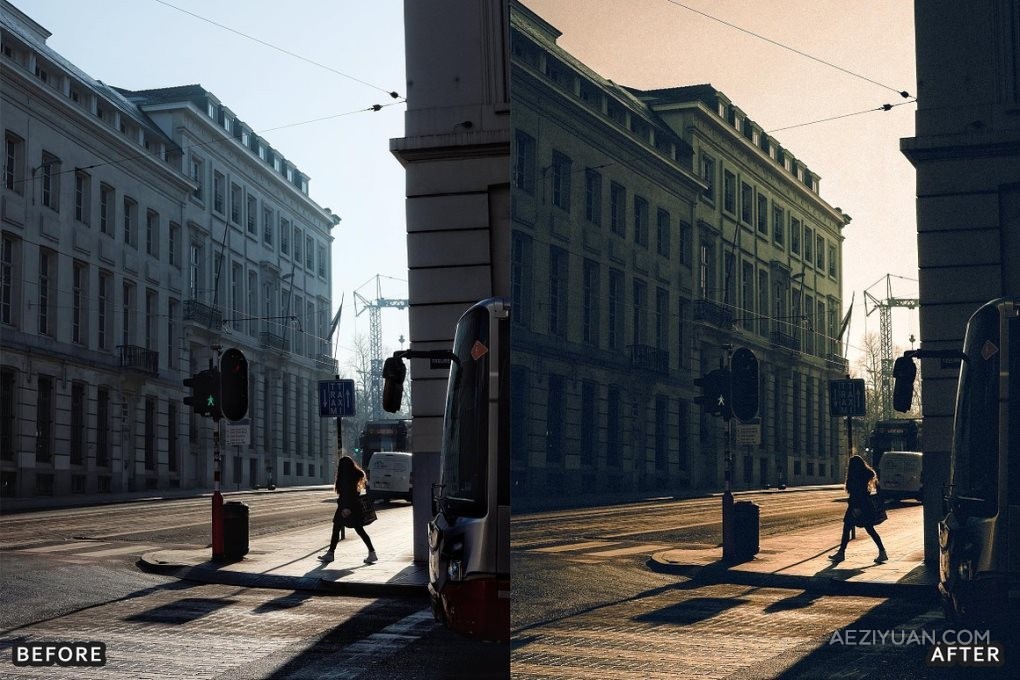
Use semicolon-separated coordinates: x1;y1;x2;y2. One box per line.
510;1;853;504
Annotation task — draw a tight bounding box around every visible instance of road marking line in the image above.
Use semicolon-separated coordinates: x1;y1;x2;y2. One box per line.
78;544;155;557
583;544;670;557
22;541;106;553
531;540;618;553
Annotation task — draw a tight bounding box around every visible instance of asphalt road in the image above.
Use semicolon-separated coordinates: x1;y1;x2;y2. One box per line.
510;489;1003;679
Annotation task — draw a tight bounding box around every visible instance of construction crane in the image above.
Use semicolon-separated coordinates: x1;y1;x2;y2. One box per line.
864;274;919;419
354;275;409;420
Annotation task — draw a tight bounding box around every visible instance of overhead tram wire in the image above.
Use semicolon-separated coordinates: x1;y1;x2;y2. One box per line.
9;100;404;188
663;0;911;99
767;99;916;133
152;0;400;100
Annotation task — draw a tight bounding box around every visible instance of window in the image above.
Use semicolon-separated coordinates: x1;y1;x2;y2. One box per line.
655;396;668;471
816;234;825;269
548;246;568;337
317;244;327;278
701;154;715;202
0;234;17;326
511;232;532;328
4;132;24;193
828;243;837;278
145;289;158;351
633;196;648;247
280;218;290;255
510;366;529;465
791;217;801;255
71;382;85;466
698;243;713;300
1;367;15;461
609;182;626;236
247;271;258;336
247;194;257;234
263;205;273;246
758;270;769;336
582;259;599;346
773;204;785;247
740;182;753;224
74;171;91;225
679;221;691;266
231;183;242;224
545;374;564;466
99;184;114;235
98;271;111;349
584;169;602;225
608;268;623;350
123;196;137;246
581;381;597;467
513;130;536;195
551;151;571;212
72;261;87;344
213;171;225;213
122;280;135;345
146;210;159;258
656;208;670;257
190;155;204;200
756;194;768;234
169;222;180;267
36;376;53;462
632;278;647;345
38;249;54;336
606;385;621;467
231;263;243;331
804;227;814;263
41;151;60;211
305;235;314;269
168;401;178;472
741;260;754;324
167;298;177;369
145;398;156;471
656;287;669;350
96;387;110;466
189;243;203;300
723;169;736;214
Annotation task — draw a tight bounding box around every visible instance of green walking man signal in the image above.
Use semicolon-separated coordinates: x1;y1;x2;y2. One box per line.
182;348;249;422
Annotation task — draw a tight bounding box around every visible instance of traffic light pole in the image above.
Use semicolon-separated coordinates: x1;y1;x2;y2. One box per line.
721;348;735;562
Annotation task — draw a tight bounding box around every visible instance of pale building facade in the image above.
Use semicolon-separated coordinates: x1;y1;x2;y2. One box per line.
510;2;850;501
1;2;338;498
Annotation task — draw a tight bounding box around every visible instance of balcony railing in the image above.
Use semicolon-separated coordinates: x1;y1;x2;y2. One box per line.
183;299;222;329
628;344;669;372
693;299;734;328
118;345;159;375
770;330;802;352
826;353;849;374
316;354;339;374
260;330;289;352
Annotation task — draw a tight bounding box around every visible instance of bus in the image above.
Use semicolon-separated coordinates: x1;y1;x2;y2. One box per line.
382;298;510;641
866;419;922;471
357;419;411;469
893;297;1018;628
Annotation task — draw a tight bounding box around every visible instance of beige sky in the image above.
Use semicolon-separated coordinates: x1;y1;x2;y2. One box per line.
522;0;922;365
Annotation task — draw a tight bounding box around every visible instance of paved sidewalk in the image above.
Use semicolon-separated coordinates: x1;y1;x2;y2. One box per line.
650;502;938;598
140;503;428;598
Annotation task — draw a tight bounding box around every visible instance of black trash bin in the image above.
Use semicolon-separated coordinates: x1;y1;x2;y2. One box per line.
222;501;249;561
732;500;760;561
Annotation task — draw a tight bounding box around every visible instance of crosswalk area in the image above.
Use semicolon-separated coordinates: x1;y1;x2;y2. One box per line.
4;540;160;561
517;539;673;563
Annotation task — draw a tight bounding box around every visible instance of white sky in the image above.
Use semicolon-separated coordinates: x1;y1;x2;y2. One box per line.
14;0;923;378
13;0;410;378
524;0;924;369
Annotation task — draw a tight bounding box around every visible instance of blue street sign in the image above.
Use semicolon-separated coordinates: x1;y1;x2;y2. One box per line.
319;379;356;417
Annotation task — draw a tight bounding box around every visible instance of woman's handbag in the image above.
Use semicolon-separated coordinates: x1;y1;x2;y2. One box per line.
870;494;888;525
358;494;378;525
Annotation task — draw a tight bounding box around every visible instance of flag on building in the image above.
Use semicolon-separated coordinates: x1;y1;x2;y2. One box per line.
327;293;344;342
837;292;854;341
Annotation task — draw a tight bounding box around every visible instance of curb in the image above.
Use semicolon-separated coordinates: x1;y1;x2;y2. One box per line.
647;553;939;600
138;553;428;599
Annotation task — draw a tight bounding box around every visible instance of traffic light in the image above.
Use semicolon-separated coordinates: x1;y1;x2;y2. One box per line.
382;356;406;413
694;368;731;419
183;369;220;419
219;348;249;421
730;347;759;422
892;355;916;412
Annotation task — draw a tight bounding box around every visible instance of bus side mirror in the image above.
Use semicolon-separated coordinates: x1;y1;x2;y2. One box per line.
382;356;406;413
892;356;916;412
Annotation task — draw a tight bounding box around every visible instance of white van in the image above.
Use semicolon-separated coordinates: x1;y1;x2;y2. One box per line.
878;450;923;502
366;451;413;503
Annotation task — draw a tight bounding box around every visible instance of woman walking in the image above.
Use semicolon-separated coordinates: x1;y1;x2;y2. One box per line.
319;456;377;564
830;454;888;563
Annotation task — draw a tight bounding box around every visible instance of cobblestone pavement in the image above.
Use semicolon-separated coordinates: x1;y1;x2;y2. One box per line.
0;580;498;679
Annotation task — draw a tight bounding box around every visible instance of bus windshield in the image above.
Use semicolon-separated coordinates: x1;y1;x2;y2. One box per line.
440;305;490;517
952;303;1000;516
